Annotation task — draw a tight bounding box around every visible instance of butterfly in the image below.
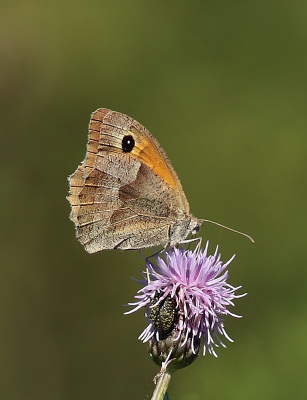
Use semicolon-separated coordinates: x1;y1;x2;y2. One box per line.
67;109;253;252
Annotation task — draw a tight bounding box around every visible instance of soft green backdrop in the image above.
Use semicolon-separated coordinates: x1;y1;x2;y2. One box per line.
1;1;306;399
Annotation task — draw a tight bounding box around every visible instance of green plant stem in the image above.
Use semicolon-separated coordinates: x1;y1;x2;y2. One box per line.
151;370;171;400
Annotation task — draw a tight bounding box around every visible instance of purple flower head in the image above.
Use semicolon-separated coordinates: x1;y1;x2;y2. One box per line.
126;242;246;367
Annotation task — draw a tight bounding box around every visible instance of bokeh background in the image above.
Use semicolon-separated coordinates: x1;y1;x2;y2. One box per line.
1;1;306;399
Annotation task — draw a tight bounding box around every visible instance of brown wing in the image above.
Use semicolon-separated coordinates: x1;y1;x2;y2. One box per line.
90;109;190;212
67;109;190;252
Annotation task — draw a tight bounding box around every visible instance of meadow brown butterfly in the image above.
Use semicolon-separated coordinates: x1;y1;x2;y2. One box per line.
67;108;202;252
68;109;254;252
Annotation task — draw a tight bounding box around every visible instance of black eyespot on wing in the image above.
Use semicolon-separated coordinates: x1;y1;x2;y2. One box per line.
122;135;135;153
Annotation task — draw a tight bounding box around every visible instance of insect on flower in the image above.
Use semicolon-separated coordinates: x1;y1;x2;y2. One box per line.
126;242;246;370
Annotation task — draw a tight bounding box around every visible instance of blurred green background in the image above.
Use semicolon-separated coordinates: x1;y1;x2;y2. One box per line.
1;1;306;399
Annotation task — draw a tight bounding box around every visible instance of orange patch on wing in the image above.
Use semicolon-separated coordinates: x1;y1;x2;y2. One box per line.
87;109;183;199
130;136;178;190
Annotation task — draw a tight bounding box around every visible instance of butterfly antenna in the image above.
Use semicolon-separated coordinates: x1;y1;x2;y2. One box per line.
200;219;255;243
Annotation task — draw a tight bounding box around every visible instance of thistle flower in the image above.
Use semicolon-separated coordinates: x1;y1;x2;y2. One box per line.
126;242;246;371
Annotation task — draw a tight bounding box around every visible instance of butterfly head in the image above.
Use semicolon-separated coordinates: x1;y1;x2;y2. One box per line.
168;214;203;247
190;217;203;235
